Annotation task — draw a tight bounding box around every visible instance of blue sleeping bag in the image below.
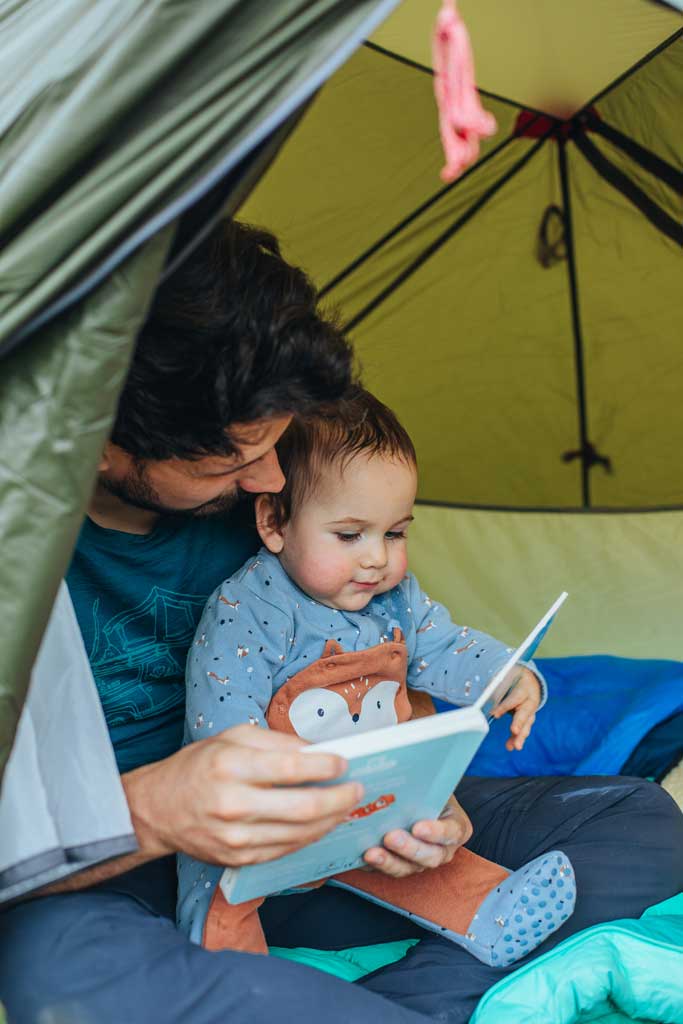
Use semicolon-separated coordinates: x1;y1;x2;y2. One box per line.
438;655;683;778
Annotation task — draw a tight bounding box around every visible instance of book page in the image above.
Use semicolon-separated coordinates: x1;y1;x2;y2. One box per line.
474;592;568;718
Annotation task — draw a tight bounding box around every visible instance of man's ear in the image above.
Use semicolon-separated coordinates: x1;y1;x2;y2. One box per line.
255;494;285;554
99;442;115;472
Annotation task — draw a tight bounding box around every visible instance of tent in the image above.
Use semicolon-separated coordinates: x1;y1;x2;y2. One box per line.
241;0;683;664
1;0;682;1019
239;0;683;799
0;0;403;781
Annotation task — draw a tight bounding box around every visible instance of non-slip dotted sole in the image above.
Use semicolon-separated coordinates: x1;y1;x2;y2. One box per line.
469;850;576;966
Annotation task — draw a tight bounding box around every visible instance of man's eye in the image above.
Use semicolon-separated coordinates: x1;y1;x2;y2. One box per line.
336;533;360;543
385;531;406;541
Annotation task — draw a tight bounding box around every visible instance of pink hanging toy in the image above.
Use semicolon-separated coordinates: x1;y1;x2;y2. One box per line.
432;0;497;182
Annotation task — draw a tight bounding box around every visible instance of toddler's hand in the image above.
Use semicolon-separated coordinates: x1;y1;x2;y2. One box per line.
491;668;541;751
363;795;473;877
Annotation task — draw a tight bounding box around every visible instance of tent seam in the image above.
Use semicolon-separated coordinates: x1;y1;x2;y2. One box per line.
319;118;542;297
558;139;592;508
415;500;683;514
343;129;554;332
577;26;683;114
362;40;557;118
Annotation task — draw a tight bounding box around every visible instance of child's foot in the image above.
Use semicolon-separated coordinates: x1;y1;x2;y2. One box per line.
330;850;576;968
455;850;576;966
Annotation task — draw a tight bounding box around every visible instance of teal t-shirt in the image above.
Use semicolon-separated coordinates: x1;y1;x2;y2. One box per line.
66;510;258;773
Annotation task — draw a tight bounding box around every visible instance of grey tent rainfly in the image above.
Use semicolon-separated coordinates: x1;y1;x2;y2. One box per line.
0;0;402;789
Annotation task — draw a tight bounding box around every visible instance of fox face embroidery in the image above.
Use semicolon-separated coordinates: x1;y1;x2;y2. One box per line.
265;633;413;738
288;679;400;743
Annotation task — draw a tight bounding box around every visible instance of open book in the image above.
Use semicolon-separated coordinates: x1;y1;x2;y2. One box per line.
220;592;568;904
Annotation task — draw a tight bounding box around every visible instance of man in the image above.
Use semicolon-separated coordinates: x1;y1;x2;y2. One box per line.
2;221;682;1024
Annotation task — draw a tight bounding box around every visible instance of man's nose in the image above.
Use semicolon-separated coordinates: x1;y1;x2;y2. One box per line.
238;449;285;494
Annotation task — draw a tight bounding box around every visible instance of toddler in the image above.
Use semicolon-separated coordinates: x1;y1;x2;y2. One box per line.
178;388;576;965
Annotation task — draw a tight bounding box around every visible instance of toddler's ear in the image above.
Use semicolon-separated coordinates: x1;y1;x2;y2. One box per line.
255;494;285;554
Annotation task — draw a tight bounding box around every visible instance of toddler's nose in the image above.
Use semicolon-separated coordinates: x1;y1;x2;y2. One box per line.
361;540;388;569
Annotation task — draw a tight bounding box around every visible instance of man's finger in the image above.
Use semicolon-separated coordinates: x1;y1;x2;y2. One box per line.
209;812;358;863
222;724;305;750
212;737;347;786
213;779;363;824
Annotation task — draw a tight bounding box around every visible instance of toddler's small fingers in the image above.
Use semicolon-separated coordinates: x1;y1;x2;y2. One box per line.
363;847;423;878
514;716;535;750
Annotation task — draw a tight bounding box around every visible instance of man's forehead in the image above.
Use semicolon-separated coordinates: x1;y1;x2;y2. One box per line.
175;416;290;475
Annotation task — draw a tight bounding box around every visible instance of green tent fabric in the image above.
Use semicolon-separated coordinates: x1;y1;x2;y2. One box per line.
242;0;683;662
0;0;402;782
244;0;682;510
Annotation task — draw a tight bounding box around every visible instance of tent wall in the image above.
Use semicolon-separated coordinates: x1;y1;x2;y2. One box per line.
0;229;174;779
0;0;401;355
0;0;402;781
410;505;683;660
242;29;683;510
373;0;681;117
240;3;682;659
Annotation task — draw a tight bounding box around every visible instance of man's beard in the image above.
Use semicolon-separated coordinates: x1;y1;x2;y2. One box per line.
99;461;240;519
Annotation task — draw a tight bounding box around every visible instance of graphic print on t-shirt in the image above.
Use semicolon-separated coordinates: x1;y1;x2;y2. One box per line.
88;586;208;724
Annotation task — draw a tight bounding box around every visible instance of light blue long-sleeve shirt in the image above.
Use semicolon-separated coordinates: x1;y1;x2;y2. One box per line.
177;548;546;942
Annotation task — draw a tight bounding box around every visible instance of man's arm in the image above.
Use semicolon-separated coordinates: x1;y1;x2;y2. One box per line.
33;726;361;897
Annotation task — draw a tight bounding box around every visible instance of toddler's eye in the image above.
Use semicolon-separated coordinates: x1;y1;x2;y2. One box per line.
385;531;406;541
336;532;361;543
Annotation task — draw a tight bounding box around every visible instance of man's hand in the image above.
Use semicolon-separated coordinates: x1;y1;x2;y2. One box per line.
124;725;362;867
491;667;542;751
361;794;472;878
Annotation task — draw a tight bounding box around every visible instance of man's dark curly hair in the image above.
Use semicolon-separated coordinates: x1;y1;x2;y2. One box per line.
112;220;354;460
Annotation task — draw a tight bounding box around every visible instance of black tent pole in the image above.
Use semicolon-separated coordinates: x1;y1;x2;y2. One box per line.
558;139;591;508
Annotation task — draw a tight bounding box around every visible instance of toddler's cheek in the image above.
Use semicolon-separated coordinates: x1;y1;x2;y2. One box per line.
391;549;409;581
301;556;350;597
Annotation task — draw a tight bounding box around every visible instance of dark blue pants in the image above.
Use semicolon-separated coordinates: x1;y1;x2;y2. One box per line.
2;777;682;1024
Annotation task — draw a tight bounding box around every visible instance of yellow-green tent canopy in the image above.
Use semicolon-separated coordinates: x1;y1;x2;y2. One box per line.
243;0;683;659
244;0;682;511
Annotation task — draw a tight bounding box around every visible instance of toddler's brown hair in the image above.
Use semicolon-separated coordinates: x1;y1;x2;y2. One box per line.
267;386;417;529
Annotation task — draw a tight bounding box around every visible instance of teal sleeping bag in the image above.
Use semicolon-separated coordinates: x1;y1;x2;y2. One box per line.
272;893;683;1022
470;893;683;1024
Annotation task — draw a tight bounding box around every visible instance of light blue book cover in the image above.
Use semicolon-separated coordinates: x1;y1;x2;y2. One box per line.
220;593;567;905
221;708;487;903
